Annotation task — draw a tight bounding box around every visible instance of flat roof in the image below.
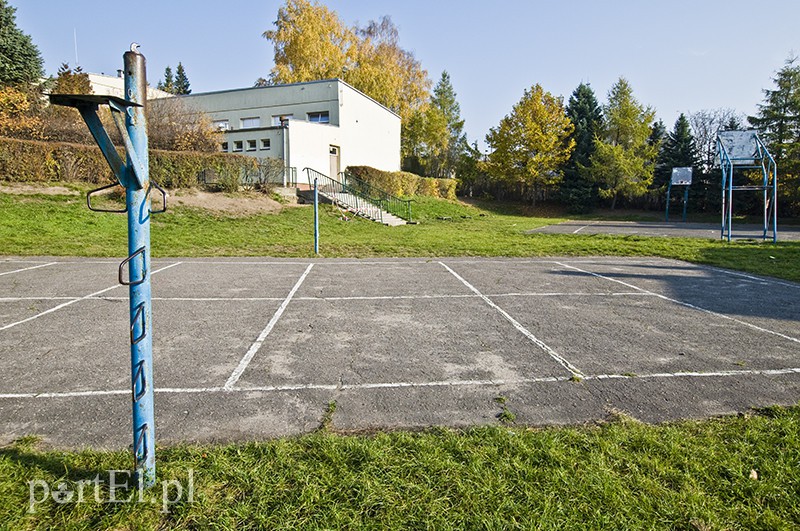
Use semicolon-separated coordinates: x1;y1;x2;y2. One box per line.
176;78;400;119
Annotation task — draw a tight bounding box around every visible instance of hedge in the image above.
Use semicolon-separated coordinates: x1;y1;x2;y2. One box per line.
0;136;257;189
346;165;457;200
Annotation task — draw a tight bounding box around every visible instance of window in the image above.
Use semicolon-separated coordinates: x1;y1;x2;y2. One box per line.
246;139;257;152
308;111;330;123
241;117;261;129
272;114;293;126
220;142;228;152
232;140;243;152
212;120;230;131
260;139;271;150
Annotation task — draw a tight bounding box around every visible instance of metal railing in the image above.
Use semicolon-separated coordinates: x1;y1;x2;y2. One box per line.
339;170;412;222
304;168;411;224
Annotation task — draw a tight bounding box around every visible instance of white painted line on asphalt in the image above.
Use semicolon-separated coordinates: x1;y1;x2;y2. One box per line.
572;223;595;234
439;261;585;378
0;296;79;301
0;292;656;302
699;264;800;289
294;294;478;301
556;261;800;346
224;263;315;390
0;262;183;332
588;367;800;381
0;262;58;277
5;367;800;399
489;292;654;298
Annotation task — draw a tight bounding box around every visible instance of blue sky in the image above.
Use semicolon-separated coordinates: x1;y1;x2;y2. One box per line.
13;1;800;150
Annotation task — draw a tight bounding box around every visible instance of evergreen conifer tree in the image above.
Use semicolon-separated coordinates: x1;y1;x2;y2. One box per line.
157;66;174;93
174;62;191;95
561;82;602;212
0;0;43;86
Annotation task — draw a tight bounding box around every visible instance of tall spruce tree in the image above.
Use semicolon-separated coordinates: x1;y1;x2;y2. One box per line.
0;0;43;86
748;55;800;172
655;113;699;188
561;82;602;212
748;55;800;214
428;71;466;179
157;66;174;93
174;62;191;95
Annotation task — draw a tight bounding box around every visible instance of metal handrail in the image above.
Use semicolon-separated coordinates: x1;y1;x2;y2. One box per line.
338;170;413;222
304;168;401;223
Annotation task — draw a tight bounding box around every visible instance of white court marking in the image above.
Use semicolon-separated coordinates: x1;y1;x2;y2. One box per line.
3;367;800;399
440;261;585;378
0;262;183;332
0;262;57;277
556;261;800;346
224;263;315;390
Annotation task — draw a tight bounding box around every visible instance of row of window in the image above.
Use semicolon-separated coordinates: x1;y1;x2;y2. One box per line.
212;111;329;131
220;139;271;153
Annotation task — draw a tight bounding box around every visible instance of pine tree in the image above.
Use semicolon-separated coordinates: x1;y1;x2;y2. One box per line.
561;82;602;212
424;71;466;179
748;55;800;214
174;62;191;95
0;0;44;86
157;66;174;93
655;114;699;188
748;55;800;170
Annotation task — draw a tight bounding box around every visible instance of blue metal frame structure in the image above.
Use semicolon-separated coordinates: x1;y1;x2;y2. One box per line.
716;130;778;242
49;46;161;487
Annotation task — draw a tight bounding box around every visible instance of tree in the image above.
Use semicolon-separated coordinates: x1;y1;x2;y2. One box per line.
157;65;174;93
485;84;574;205
688;108;744;172
262;1;430;124
347;16;430;122
39;63;93;143
174;62;191;95
748;55;800;176
589;77;657;209
0;0;43;87
748;55;800;215
561;82;603;212
655;114;699;189
146;97;221;152
53;63;91;94
264;0;356;83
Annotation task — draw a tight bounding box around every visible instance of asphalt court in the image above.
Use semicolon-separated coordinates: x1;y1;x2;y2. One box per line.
1;256;799;449
530;220;800;240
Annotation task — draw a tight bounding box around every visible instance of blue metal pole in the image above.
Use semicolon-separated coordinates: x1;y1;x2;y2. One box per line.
314;177;319;254
665;181;671;222
682;186;689;223
124;49;155;488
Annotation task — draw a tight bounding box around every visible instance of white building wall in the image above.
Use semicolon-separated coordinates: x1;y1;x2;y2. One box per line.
87;73;173;100
336;83;401;172
286;120;341;183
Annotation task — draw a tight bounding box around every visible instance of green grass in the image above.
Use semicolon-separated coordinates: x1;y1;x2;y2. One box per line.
2;189;800;282
2;406;799;529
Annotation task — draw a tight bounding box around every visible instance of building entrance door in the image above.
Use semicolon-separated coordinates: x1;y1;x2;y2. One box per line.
329;145;340;178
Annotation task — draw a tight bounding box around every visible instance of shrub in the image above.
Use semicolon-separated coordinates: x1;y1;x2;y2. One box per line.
0;136;257;190
346;165;456;199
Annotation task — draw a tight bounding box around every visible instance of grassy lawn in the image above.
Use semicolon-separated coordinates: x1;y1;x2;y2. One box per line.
1;406;798;529
2;187;800;282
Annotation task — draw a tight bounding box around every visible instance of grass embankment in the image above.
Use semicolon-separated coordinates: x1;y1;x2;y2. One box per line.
2;187;800;282
2;406;799;529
